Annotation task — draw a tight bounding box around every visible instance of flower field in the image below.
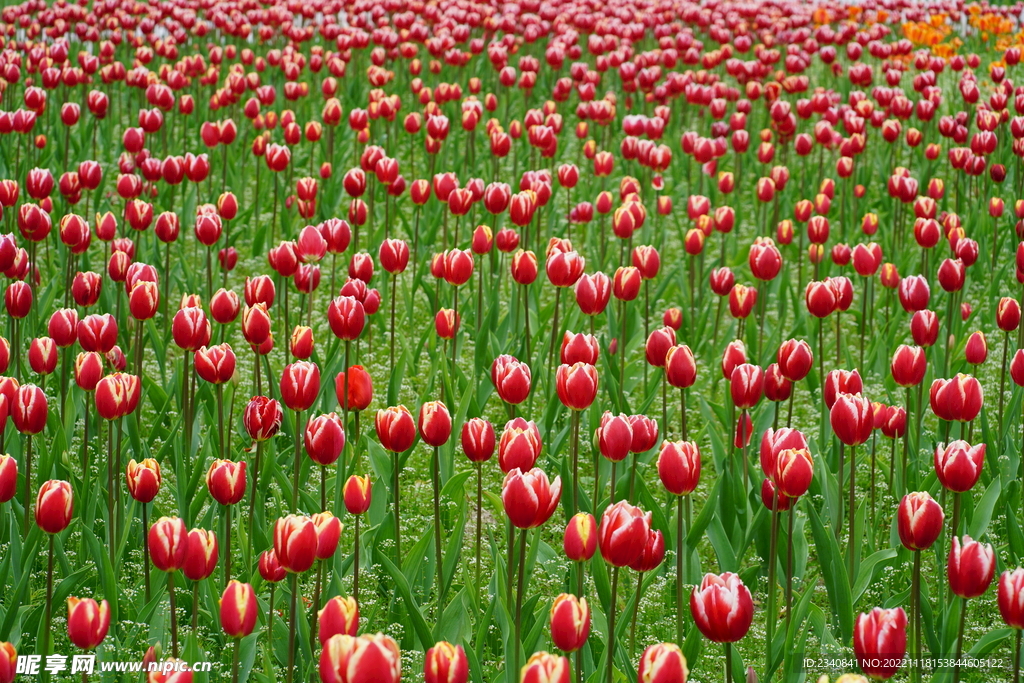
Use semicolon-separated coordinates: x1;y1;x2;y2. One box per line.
1;0;1024;681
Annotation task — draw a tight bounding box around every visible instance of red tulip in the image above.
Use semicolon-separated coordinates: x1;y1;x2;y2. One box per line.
629;528;666;572
206;459;247;505
506;651;566;683
280;361;321;412
891;345;927;387
312;511;343;560
318;596;359;645
243;396;282;442
328;296;366;341
574;272;611;316
194;344;236;384
773;448;813;498
319;633;401;683
729;364;763;409
853;607;907;679
423;642;469;683
657;441;701;496
418;401;452;447
220;581;258;638
343;476;372;516
502;467;561;529
555;362;598;411
561;332;599;366
0;455;16;503
830;393;873;446
375;405;416;453
258;550;287;584
934;440;985;492
637;643;688;683
126;458;161;504
998;569;1024;629
965;331;987;365
149;516;188;571
35;479;73;533
823;369;863;409
665;345;697;388
929;374;983;422
273;514;318;573
948;535;995;598
598;500;651;567
12;383;46;433
777;339;813;382
897;492;944;551
182;528;218;581
550;594;590;653
334;366;373;411
563;513;597;562
491;355;532;405
67;597;110;650
690;572;754;643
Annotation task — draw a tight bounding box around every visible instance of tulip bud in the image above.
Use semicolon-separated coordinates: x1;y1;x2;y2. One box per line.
375;405;416;453
320;634;401;683
206;459;247;505
418;401;452;447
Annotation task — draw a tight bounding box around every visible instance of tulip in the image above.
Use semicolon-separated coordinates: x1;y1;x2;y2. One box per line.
376;404;415;560
520;653;571;683
424;642;469;683
319;596;359;644
492;355;532;405
550;594;590;653
418;399;452;600
0;455;15;504
690;572;754;644
182;528;218;582
67;597;110;650
934;441;985;493
503;468;561;530
853;607;907;680
499;418;543;473
564;513;597;562
220;579;258;673
637;643;688;683
319;633;401;683
948;535;996;683
930;375;983;423
150;516;188;656
36;479;73;534
305;413;346;467
999;569;1024;630
334;366;373;412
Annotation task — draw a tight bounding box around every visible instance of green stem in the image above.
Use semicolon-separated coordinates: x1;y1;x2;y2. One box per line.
513;529;528;681
432;445;444;607
607;565;620;683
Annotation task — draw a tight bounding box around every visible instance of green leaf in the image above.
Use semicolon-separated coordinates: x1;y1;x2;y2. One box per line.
377;553;433;648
